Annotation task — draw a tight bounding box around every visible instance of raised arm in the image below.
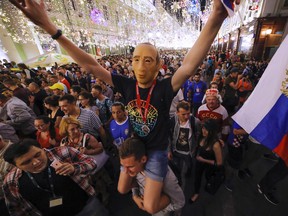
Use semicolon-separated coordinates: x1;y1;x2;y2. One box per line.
9;0;113;86
171;0;241;92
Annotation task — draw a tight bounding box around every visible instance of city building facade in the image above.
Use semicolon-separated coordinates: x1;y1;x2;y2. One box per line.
213;0;288;60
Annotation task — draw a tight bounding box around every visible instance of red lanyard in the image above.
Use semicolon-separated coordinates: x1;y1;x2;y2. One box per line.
136;79;156;123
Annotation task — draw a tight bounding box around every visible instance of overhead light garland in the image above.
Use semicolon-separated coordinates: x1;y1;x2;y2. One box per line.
0;1;35;44
90;8;106;25
1;0;201;52
200;0;213;25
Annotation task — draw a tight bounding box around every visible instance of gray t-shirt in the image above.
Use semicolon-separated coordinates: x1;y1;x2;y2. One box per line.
136;167;185;214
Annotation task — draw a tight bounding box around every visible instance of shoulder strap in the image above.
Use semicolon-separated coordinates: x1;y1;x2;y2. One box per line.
82;133;90;147
103;98;107;110
167;116;176;152
190;115;196;140
169;116;176;140
104;98;110;117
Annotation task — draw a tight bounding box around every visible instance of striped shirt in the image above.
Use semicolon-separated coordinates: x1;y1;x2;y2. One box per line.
68;108;102;139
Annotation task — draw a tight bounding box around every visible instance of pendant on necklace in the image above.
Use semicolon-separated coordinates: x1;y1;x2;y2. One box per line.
141;125;150;135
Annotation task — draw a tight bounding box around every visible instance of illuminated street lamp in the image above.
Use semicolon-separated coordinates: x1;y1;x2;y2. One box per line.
265;29;272;35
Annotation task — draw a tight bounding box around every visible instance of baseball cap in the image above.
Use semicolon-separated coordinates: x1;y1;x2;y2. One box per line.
49;83;64;91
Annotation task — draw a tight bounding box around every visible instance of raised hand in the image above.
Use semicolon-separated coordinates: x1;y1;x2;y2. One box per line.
213;0;241;20
132;195;145;211
9;0;57;34
10;0;113;88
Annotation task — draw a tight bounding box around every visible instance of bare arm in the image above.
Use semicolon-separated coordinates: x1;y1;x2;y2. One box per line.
118;171;135;194
9;0;113;86
84;136;104;155
54;116;62;128
171;0;241;92
196;142;223;166
213;141;223;166
233;128;247;136
229;74;243;90
145;192;170;214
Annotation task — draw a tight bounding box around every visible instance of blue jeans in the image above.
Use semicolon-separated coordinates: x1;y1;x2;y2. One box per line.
144;150;168;182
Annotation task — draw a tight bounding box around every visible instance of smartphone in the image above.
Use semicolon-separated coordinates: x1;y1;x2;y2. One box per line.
50;160;62;169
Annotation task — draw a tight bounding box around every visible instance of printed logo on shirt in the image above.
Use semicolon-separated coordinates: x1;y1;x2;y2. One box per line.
198;110;223;121
126;99;158;137
176;128;190;152
124;128;130;136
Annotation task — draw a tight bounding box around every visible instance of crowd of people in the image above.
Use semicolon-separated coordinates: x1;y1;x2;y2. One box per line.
0;0;287;216
0;43;277;215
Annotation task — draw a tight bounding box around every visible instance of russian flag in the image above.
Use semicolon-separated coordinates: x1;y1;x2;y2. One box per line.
221;0;235;17
233;35;288;165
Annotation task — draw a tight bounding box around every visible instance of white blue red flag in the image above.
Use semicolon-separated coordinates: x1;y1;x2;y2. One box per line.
221;0;235;17
233;35;288;165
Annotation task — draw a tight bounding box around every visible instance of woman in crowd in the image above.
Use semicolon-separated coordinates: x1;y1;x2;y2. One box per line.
78;91;99;116
44;95;64;128
34;115;61;149
190;119;224;203
59;117;103;156
59;117;111;204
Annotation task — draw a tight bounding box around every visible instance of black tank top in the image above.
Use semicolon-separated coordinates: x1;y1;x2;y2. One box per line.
198;145;215;161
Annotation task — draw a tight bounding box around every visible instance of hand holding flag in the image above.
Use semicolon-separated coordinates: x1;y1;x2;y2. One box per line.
233;35;288;166
221;0;236;17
